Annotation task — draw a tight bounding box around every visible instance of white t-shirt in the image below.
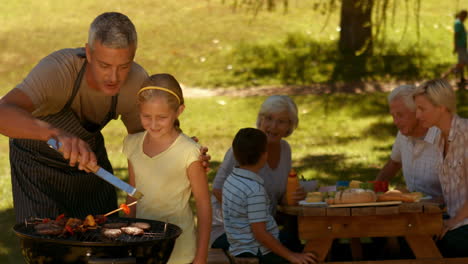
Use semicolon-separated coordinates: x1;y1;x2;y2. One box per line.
391;127;443;197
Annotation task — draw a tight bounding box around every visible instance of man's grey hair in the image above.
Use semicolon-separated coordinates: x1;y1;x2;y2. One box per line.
387;85;416;111
256;95;299;137
88;12;137;51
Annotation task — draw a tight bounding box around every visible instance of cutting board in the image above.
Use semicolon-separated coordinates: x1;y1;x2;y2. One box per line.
329;201;402;208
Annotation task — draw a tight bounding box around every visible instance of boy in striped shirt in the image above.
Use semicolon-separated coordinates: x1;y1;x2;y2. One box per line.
222;128;317;264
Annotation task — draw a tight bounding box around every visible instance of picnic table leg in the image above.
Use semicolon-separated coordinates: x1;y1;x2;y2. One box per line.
405;234;442;259
303;238;334;262
350;238;363;260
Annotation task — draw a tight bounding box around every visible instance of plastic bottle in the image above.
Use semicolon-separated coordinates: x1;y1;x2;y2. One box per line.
286;168;299;205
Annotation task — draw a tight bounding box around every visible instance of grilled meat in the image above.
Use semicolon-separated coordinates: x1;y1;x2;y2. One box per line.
121;226;144;236
101;228;122;239
83;215;96;227
130;222;151;230
34;223;64;235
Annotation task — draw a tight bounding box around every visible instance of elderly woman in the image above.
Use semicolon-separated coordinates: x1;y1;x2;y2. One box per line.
413;79;468;258
210;95;304;251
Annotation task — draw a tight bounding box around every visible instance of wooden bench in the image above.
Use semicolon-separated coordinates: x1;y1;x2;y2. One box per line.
207;248;231;264
230;257;259;264
326;258;468;264
208;248;259;264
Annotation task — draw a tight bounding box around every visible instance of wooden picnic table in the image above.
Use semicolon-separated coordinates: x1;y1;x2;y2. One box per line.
278;200;450;263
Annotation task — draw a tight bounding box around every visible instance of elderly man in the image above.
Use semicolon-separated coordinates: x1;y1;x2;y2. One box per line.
376;85;442;198
0;12;208;223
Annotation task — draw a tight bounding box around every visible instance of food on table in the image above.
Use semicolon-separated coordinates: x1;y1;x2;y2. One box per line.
306;192;323;203
325;197;335;205
101;228;122;239
408;191;424;201
334;188;377;204
336;180;350;191
359;182;374;190
368;181;389;193
377;190;418;203
121;226;145;236
349;180;363;188
130;222;151;230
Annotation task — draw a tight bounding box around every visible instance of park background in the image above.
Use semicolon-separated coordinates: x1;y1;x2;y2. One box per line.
1;0;467;262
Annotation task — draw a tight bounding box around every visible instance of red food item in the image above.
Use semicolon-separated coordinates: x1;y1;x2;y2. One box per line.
42;218;51;223
65;225;74;235
55;213;65;222
120;204;131;215
95;215;108;224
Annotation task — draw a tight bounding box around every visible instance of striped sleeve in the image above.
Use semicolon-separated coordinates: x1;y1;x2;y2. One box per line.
246;185;268;223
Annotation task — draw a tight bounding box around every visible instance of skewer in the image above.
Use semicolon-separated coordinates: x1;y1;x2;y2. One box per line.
104;201;138;217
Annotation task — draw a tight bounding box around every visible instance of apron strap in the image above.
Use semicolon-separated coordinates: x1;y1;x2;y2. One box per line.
62;60;87;110
62;57;118;130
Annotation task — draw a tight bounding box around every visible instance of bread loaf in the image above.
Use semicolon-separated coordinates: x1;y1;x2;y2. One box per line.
377;190;417;203
334;188;376;204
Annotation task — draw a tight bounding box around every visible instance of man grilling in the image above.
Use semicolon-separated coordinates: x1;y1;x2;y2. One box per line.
0;12;209;223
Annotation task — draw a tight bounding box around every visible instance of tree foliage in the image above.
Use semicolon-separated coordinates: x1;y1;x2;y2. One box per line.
225;0;423;56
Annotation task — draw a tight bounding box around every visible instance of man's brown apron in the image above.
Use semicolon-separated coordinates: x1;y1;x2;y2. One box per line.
10;57;118;223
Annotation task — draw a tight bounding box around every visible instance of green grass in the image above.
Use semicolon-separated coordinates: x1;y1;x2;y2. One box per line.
1;0;467;262
0;0;464;93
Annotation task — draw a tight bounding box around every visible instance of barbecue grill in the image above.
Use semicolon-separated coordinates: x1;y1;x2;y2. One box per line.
13;217;182;264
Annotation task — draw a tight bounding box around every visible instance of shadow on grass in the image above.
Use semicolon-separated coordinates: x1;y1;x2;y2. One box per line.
364;121;397;140
296;154;383;185
319;92;389;118
225;33;453;91
0;208;23;264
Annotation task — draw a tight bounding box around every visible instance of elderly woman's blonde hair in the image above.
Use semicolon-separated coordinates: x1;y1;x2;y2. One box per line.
413;79;457;113
256;95;298;137
387;84;417;111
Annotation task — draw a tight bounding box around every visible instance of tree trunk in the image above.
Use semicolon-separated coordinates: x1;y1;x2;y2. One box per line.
339;0;373;56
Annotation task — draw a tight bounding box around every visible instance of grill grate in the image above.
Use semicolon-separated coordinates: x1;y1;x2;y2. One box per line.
16;217;181;244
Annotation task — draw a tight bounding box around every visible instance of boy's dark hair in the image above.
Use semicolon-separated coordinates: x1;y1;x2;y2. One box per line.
232;128;267;166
